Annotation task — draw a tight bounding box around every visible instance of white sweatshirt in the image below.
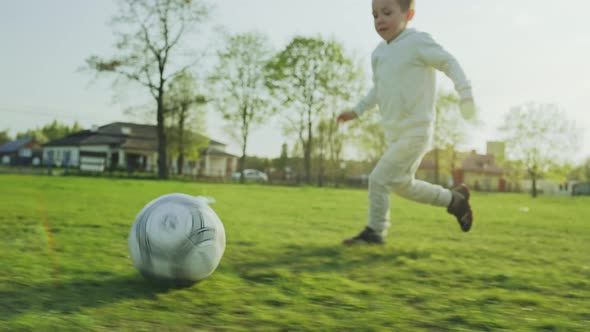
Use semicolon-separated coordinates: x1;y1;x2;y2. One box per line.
354;28;473;143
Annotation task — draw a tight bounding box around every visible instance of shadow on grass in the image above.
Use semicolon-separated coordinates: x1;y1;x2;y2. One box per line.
232;244;432;282
0;273;193;321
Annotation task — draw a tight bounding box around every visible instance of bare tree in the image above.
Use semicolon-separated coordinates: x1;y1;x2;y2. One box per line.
499;103;581;197
86;0;210;179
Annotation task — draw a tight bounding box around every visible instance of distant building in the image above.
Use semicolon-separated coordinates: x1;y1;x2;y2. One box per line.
573;182;590;196
0;137;42;166
42;122;238;177
454;150;504;191
416;158;439;185
519;179;578;196
486;141;506;161
199;142;239;178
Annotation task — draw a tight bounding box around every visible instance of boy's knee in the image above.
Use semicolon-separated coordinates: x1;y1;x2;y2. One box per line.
369;172;411;193
392;180;412;194
368;174;389;196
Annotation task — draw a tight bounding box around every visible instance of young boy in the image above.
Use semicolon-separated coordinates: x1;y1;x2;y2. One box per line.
337;0;476;245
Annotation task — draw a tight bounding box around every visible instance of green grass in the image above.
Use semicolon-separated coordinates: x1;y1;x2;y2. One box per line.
1;174;589;331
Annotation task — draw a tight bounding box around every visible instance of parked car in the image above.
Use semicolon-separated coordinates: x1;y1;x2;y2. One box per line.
231;169;268;183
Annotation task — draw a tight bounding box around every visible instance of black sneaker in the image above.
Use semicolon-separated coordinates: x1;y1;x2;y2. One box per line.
447;184;473;232
343;226;384;245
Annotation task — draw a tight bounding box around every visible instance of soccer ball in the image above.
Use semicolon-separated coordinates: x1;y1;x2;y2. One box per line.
128;193;226;284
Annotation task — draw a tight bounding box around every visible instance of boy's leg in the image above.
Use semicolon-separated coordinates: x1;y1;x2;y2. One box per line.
341;174;393;245
344;137;435;245
344;137;473;245
366;137;452;233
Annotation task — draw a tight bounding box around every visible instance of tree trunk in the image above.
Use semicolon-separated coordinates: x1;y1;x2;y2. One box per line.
177;154;184;175
177;111;185;175
531;172;538;198
305;108;312;185
240;106;249;184
156;88;168;179
239;154;246;184
317;153;324;187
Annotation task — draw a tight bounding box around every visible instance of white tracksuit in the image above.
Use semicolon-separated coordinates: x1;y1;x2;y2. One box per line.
353;28;474;234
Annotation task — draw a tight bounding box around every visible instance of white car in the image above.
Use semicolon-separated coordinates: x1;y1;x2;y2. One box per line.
231;169;268;183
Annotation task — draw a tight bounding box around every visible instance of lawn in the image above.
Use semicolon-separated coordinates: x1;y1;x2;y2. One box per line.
1;174;589;331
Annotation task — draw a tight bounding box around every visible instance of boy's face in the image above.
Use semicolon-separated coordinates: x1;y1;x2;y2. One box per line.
372;0;414;42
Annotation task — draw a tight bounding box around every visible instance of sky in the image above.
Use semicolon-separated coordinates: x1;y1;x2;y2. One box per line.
1;0;589;163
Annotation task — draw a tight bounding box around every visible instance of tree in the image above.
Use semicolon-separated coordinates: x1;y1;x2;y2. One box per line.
275;143;289;171
0;130;12;145
210;32;274;183
266;37;361;184
349;109;387;165
86;0;210;179
499;103;581;197
313;113;347;186
314;120;328;187
432;93;468;186
566;158;590;182
16;120;83;144
165;71;208;174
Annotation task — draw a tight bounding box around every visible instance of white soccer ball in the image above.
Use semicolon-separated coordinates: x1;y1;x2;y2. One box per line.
128;193;226;284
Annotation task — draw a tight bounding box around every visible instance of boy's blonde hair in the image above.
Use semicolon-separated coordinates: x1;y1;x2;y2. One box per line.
396;0;415;12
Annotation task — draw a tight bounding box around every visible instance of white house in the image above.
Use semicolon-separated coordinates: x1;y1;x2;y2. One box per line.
198;141;239;178
43;122;238;177
42;130;95;168
518;179;577;196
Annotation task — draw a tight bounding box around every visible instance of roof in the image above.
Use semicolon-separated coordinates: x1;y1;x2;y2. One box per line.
98;122;157;139
43;130;94;147
201;147;238;158
418;159;436;170
460;153;503;175
0;137;34;153
81;134;124;146
208;139;226;146
192;133;224;147
121;138;158;151
44;122;225;153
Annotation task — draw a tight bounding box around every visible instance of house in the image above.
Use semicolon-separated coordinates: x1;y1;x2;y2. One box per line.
518;179;578;196
416;149;468;187
42;122;238;177
573;182;590;196
77;123;158;172
454;151;504;191
43;130;96;169
0;137;42;166
198;141;239;178
416;158;438;184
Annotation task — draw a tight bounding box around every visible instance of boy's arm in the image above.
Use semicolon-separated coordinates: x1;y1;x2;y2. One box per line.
416;33;476;120
353;86;377;117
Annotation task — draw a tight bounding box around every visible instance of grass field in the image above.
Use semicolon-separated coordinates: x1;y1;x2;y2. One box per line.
1;174;589;331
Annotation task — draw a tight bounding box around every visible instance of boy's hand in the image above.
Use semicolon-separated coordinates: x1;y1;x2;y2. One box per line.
337;111;358;124
460;98;477;121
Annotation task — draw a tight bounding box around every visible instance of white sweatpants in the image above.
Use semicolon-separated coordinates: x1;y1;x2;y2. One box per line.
367;136;453;233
